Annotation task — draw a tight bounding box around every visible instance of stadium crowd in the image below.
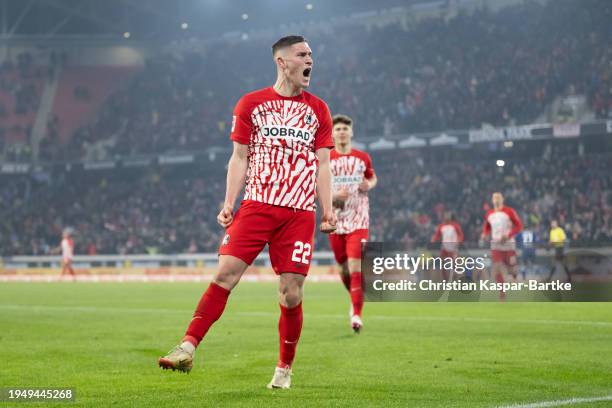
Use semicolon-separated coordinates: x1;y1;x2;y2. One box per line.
1;169;226;256
2;140;611;256
2;1;612;256
369;145;612;248
0;52;45;161
35;0;612;161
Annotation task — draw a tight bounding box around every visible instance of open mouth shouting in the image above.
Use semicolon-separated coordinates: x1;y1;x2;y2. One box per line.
303;67;312;78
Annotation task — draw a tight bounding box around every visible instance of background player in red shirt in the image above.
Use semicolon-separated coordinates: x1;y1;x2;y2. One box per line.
59;228;75;279
329;114;377;333
159;35;336;390
431;211;464;279
480;192;523;298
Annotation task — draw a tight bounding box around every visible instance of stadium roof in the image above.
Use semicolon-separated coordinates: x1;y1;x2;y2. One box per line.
0;0;412;43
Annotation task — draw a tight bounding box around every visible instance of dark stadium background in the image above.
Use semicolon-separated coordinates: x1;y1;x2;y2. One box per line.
1;0;610;257
0;1;611;406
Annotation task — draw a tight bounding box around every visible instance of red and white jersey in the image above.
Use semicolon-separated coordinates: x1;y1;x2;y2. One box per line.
432;221;464;252
231;87;333;211
61;238;74;260
330;148;375;234
482;207;523;251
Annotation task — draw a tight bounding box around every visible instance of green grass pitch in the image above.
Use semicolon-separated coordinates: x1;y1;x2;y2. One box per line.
1;282;611;407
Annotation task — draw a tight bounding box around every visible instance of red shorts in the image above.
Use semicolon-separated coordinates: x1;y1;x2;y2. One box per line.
328;229;369;265
491;250;517;267
218;200;315;276
440;249;458;259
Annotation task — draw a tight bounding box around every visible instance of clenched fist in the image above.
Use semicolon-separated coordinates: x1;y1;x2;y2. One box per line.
217;205;234;228
320;211;337;233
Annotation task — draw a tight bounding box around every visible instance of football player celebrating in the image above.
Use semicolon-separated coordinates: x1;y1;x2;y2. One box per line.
158;35;336;389
431;211;464;280
328;114;376;333
60;228;75;280
481;192;523;300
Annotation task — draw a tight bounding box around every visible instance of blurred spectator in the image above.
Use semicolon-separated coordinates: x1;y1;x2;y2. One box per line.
35;0;612;161
2;139;611;255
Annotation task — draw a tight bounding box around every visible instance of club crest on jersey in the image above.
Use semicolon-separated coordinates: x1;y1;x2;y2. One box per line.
222;234;230;245
305;114;312;124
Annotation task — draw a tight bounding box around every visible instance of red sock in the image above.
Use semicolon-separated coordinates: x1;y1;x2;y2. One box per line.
277;303;303;368
350;272;364;316
183;282;230;347
340;272;351;292
496;272;506;301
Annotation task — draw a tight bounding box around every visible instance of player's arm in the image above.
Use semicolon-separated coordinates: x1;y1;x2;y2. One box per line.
507;208;523;238
480;218;491;241
359;154;377;192
431;225;441;243
217;142;248;228
333;188;349;205
358;174;377;192
51;245;60;255
455;223;465;243
548;229;554;245
316;147;336;233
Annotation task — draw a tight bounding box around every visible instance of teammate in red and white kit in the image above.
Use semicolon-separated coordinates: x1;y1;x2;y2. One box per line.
159;35;336;389
431;211;464;279
480;192;523;297
60;228;75;279
328;114;377;333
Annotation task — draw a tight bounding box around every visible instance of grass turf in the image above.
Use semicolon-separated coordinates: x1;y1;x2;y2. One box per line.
0;282;611;407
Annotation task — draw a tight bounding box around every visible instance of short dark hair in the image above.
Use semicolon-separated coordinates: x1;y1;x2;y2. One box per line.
332;114;353;127
272;35;306;56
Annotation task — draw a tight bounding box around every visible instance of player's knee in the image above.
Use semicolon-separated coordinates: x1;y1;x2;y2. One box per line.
347;258;361;273
284;293;302;308
214;266;241;290
214;256;248;289
279;283;303;307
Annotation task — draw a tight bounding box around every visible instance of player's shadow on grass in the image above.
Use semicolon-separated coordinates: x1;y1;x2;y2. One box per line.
334;333;361;340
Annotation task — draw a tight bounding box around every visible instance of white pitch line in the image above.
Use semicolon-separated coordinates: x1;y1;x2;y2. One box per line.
0;304;187;315
1;304;611;327
367;314;612;327
497;394;612;408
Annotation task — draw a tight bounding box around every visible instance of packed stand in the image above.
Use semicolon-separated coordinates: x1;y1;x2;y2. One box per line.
0;51;60;161
2;139;611;256
32;0;612;162
368;145;612;249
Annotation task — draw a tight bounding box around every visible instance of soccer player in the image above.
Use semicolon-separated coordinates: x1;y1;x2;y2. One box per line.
480;192;523;299
60;228;75;279
158;35;336;390
431;211;464;280
516;223;539;281
328;114;377;333
547;219;571;282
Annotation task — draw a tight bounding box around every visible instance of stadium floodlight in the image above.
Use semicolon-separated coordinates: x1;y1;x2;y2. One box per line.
123;31;131;39
241;13;249;20
504;141;514;148
496;159;505;167
181;22;189;30
306;3;314;10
